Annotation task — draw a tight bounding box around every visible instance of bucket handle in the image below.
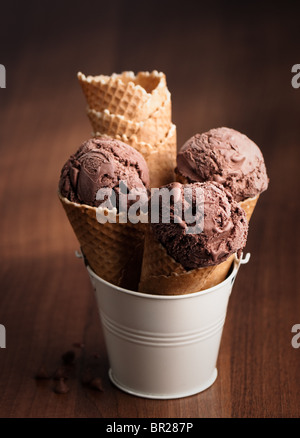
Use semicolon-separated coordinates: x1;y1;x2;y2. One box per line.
230;252;251;290
239;252;251;265
75;249;83;259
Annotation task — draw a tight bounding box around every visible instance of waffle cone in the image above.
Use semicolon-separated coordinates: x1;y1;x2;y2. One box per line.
239;195;259;222
143;131;177;188
95;124;177;188
138;227;235;295
87;92;171;145
59;194;145;290
79;70;176;188
78;70;169;122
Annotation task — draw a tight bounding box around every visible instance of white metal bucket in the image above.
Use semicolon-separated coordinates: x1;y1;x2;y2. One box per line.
86;253;250;399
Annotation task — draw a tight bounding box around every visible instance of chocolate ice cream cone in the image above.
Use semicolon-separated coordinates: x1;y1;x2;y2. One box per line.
175;128;269;222
59;194;144;289
58;137;150;290
138;181;248;296
138;227;235;295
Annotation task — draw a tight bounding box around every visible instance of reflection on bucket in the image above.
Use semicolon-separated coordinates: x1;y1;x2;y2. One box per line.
86;253;250;399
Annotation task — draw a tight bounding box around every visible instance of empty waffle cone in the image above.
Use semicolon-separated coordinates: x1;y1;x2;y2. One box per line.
138;227;235;295
95;124;177;188
80;69;176;188
87;91;171;145
59;193;145;290
175;171;259;222
78;70;169;122
142;128;177;188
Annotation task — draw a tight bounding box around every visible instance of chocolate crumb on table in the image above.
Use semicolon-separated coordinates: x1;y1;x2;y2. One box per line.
35;365;51;380
54;378;70;394
89;377;104;392
35;345;105;395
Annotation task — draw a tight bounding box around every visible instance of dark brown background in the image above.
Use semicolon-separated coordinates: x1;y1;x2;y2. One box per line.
0;0;299;418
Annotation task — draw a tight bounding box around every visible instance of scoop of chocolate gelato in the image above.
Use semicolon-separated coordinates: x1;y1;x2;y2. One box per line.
176;127;269;202
150;181;248;270
59;137;150;210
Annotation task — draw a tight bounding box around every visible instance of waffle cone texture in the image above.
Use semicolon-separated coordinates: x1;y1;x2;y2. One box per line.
239;195;259;222
78;70;177;188
138;187;258;295
59;193;144;289
138;227;235;295
78;70;169;121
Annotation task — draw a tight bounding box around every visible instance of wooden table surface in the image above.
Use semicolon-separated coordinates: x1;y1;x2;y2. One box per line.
0;1;299;418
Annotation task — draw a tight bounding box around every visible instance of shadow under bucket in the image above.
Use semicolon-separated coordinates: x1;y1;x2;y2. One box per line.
86;253;250;399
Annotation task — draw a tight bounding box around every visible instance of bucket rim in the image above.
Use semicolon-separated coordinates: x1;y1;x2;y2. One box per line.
85;253;250;300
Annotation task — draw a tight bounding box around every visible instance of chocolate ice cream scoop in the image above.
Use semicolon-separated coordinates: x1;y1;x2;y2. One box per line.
176;127;269;202
59;137;150;209
150;181;248;270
